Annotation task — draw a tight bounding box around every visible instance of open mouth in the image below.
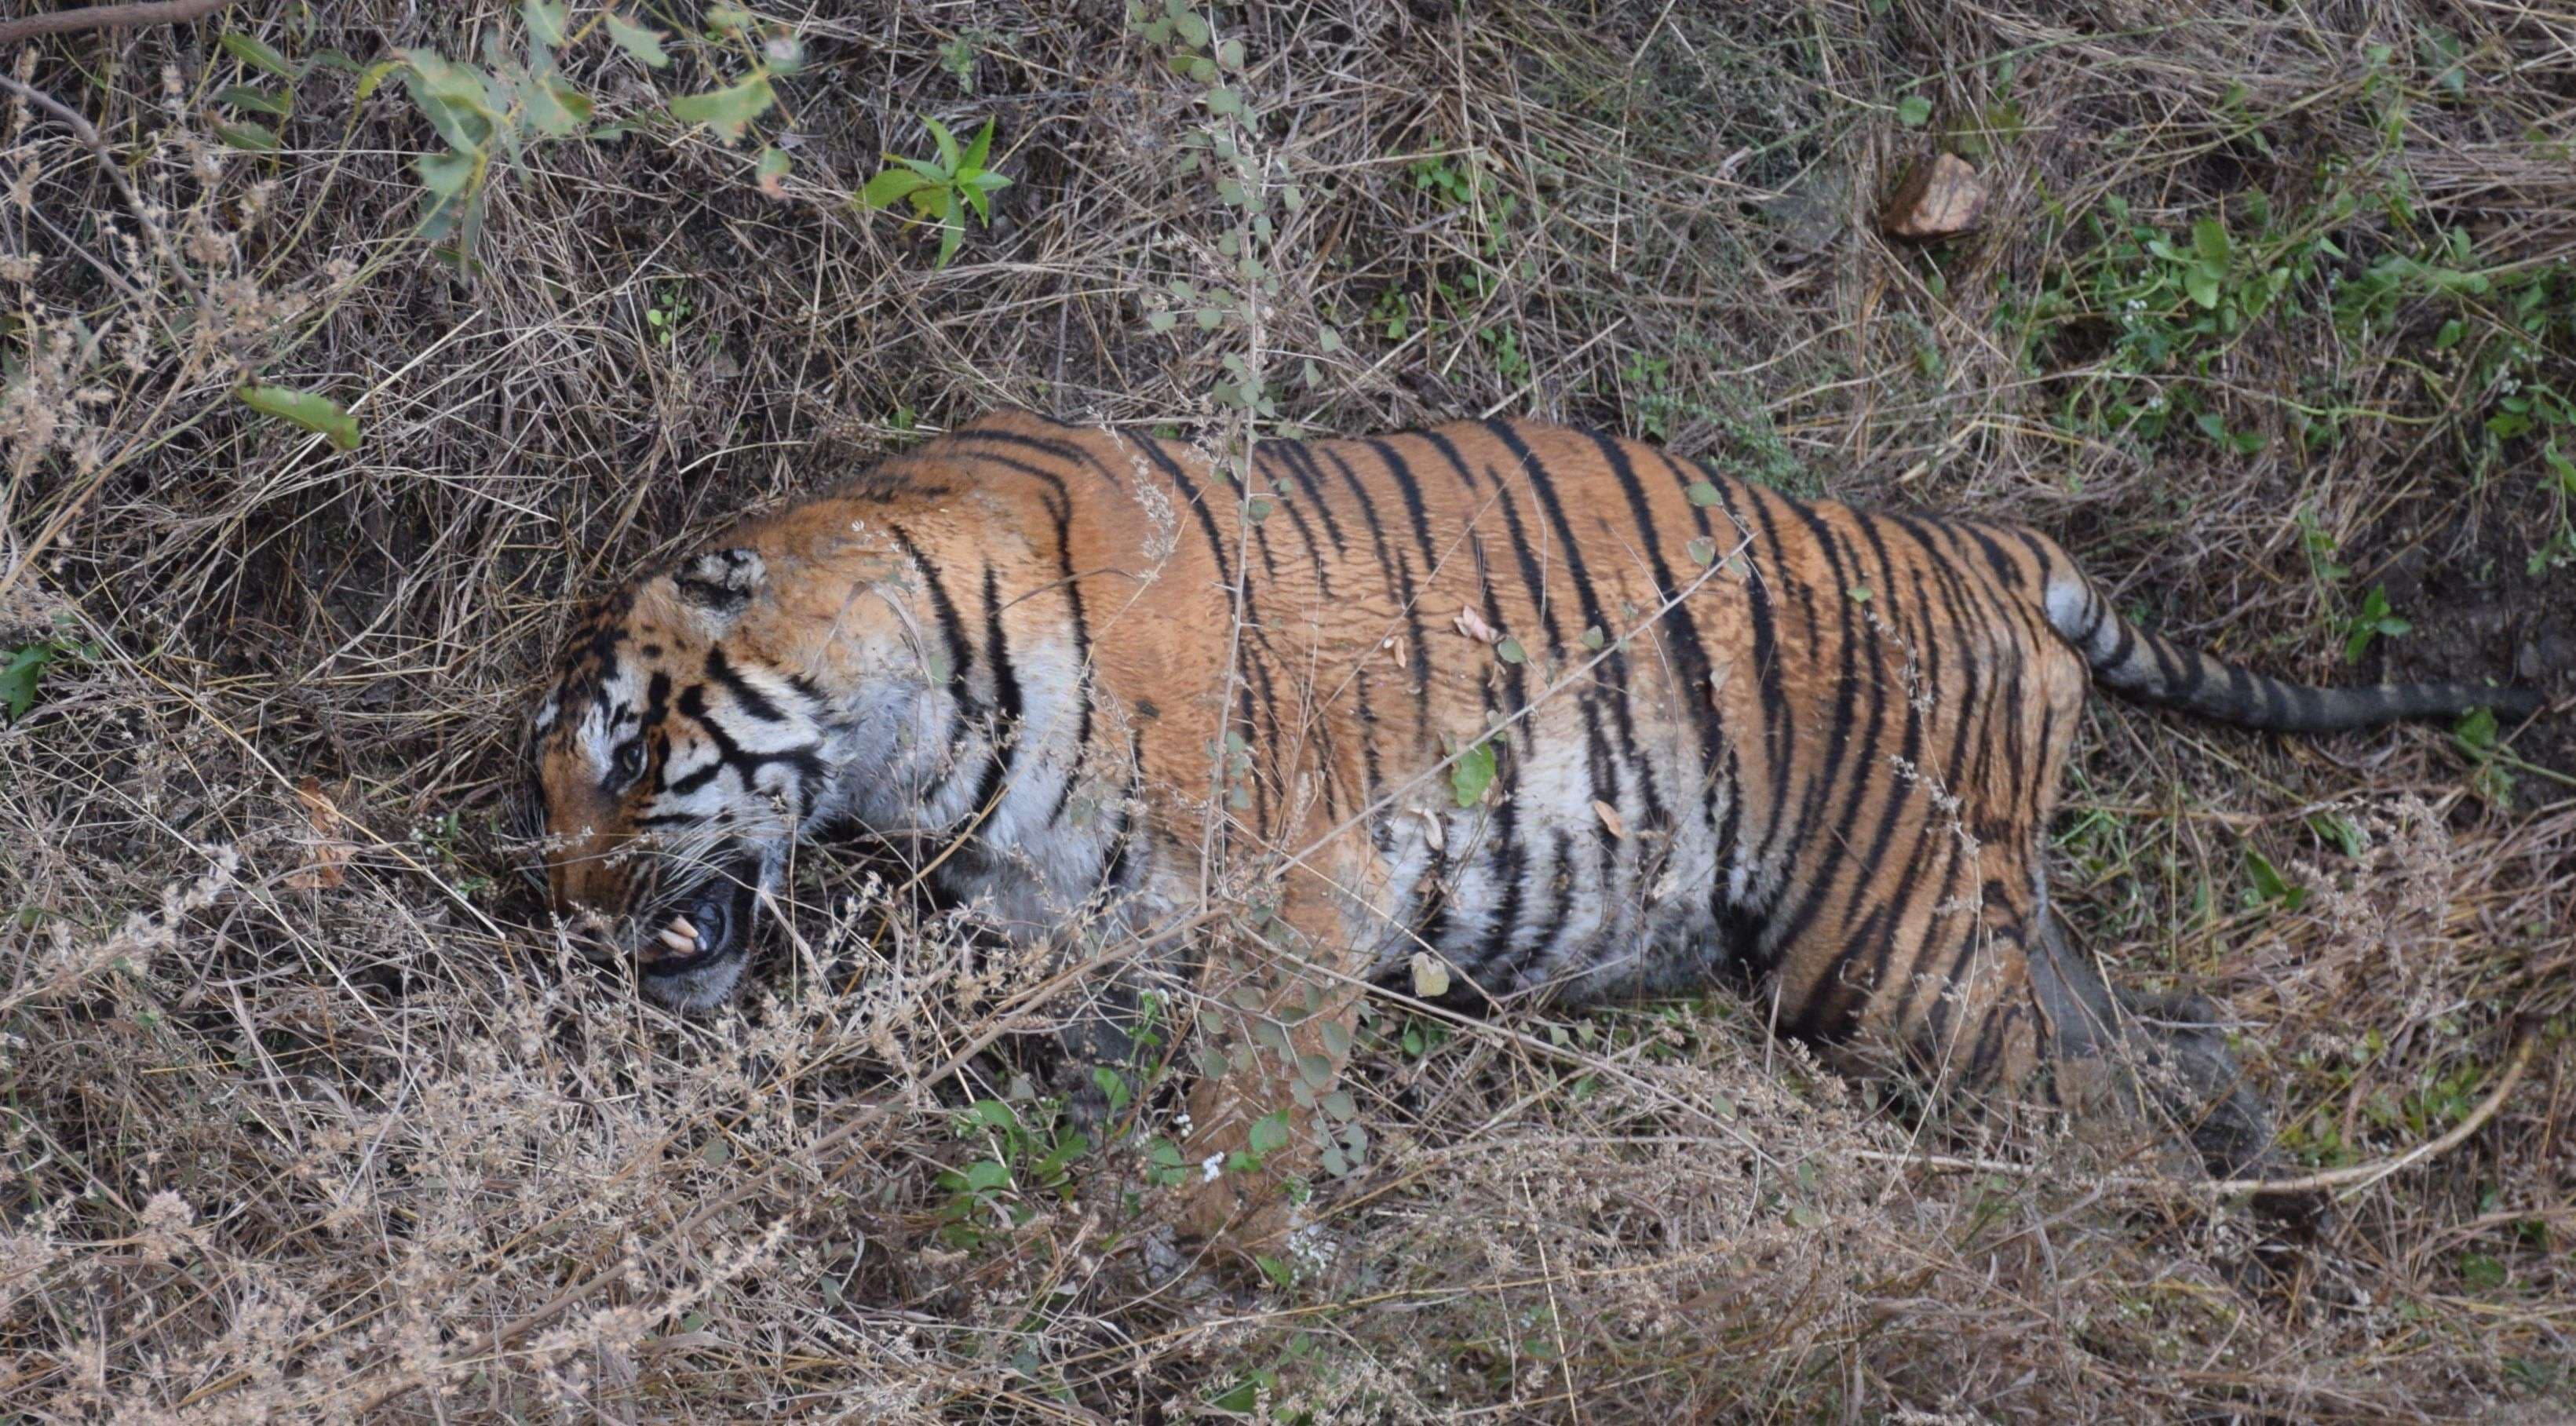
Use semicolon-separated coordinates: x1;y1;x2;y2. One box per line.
635;870;757;981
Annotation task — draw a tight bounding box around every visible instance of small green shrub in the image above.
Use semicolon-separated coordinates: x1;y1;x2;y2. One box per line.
860;117;1013;268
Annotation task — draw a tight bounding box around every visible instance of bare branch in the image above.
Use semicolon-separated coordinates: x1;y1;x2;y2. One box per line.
0;0;235;49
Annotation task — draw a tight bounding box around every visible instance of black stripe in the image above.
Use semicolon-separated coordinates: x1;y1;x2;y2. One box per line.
1268;439;1349;553
1481;420;1667;837
888;526;981;716
702;647;784;723
1819;520;1939;1039
1762;504;1888;979
962;566;1027;826
1319;446;1434;743
1592;433;1730;866
1718;479;1801;914
673;683;824;794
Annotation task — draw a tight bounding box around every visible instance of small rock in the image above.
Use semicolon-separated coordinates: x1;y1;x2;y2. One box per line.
1883;153;1987;239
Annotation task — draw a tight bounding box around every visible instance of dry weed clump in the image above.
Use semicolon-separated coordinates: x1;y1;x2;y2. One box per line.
1;1;2571;1420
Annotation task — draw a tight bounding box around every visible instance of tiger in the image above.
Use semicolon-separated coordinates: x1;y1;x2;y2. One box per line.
528;409;2543;1237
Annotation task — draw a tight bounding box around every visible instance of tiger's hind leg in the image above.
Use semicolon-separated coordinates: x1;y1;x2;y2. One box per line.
2029;913;2276;1179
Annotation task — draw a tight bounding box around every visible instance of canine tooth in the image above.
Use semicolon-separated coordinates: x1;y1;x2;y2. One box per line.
657;925;697;953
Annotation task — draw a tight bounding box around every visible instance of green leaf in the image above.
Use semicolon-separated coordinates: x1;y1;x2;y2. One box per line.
2191;216;2231;264
894;155;952;185
401;74;491;151
2243;846;2307;911
521;0;568;46
936;187;965;267
757;144;793;194
2308;813;2366;858
522;77;582;137
1450;739;1496;808
0;644;59;724
1580;625;1605;650
1090;1066;1131;1113
2184;269;2220;309
1246;1111;1291;1156
221;32;294;78
414;149;478;196
604;11;671;67
1684;480;1722;507
235;385;360;450
1204;86;1244;117
215;84;291;116
403;49;494;110
1896;94;1932;127
213;122;281;151
962;115;996;172
1494;636;1526;665
669;75;775;141
547;79;593;125
2454;705;2499;753
924;115;962;172
861;169;933;209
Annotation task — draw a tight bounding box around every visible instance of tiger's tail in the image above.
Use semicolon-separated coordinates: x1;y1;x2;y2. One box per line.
2037;560;2545;734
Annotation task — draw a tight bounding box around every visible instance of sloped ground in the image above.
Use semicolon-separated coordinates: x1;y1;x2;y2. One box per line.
0;2;2569;1419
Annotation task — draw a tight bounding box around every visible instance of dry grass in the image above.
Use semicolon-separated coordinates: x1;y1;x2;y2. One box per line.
2;1;2571;1419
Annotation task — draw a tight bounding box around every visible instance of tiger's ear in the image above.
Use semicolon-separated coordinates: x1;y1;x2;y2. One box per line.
672;547;767;633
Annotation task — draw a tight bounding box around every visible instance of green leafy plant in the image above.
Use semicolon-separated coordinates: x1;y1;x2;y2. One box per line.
2001;195;2337;450
1;624;95;725
2454;706;2516;807
390;5;801;268
2341;583;2410;662
392;2;611;266
860;117;1012;268
932;1098;1089;1250
1128;0;1241;83
644;282;692;348
936;30;986;91
2242;845;2308;912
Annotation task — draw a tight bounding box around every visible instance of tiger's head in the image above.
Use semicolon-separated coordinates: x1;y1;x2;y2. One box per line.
527;545;821;1009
